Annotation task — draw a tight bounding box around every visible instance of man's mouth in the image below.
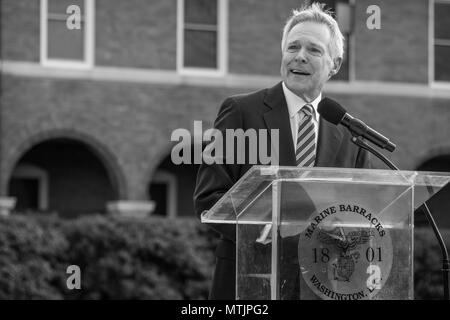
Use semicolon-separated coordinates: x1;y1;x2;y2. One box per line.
290;69;311;76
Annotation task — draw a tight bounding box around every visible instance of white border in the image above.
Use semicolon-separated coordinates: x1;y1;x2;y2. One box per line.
151;170;178;218
40;0;95;68
177;0;228;76
430;0;450;88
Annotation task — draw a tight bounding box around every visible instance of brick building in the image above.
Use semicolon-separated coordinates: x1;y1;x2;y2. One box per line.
1;0;450;225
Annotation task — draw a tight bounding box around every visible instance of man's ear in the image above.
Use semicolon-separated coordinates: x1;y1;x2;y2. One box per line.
329;57;343;78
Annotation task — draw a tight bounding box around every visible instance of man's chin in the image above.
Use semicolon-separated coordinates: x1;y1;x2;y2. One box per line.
286;83;311;96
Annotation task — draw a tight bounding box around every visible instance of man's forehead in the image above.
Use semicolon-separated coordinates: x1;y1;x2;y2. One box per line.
286;21;331;45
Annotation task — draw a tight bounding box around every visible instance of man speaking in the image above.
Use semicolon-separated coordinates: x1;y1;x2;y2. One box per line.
194;3;371;300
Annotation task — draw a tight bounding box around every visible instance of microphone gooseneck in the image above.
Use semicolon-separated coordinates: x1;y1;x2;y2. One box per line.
318;97;449;300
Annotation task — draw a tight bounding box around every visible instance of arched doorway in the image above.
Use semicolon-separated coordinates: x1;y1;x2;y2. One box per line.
416;155;450;228
8;138;119;218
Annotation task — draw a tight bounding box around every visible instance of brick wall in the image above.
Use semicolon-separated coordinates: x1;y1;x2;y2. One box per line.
325;91;450;170
1;0;432;82
0;75;242;200
354;0;428;82
2;0;450;218
3;74;450;200
1;0;40;62
1;0;177;69
228;0;301;75
95;0;177;69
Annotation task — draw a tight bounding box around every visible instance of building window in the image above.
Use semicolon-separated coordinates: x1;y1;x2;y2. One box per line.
149;171;178;218
40;0;94;68
433;0;450;82
9;164;49;212
177;0;228;75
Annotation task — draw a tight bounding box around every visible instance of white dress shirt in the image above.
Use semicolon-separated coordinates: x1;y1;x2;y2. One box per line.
256;84;323;245
282;82;321;154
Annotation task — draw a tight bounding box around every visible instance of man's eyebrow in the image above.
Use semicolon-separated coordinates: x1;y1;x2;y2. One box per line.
286;39;325;50
307;41;325;50
287;39;300;45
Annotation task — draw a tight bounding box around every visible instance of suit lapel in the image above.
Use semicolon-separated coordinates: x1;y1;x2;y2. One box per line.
315;116;343;167
263;82;297;166
261;83;344;167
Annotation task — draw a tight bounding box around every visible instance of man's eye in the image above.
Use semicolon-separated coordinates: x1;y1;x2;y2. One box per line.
287;44;299;51
309;48;322;55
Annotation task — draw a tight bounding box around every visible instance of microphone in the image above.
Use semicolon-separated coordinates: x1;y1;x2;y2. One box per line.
318;97;396;152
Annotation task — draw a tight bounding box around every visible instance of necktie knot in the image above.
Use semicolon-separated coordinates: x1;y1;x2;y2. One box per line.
301;104;314;118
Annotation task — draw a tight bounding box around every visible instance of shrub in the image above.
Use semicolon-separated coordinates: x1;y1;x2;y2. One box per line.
414;227;450;300
0;214;218;300
1;214;448;299
0;215;68;299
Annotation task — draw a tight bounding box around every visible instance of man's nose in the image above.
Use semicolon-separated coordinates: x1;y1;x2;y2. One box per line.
295;48;308;63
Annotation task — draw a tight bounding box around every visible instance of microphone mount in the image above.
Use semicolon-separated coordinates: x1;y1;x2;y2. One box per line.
345;115;396;152
351;135;450;300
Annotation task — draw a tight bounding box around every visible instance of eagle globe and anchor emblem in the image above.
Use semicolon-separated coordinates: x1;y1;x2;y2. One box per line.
318;228;371;282
298;203;394;300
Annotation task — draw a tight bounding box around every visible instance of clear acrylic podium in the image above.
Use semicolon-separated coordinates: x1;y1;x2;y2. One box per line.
201;166;450;300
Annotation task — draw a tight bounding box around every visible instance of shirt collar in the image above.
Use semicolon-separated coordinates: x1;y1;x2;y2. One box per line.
282;82;321;121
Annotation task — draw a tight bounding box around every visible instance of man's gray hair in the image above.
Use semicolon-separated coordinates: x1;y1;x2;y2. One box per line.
281;2;344;60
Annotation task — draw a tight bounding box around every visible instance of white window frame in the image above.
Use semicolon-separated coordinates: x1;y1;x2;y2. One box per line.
40;0;95;68
11;164;49;211
177;0;228;76
151;170;178;218
430;0;450;87
335;0;354;82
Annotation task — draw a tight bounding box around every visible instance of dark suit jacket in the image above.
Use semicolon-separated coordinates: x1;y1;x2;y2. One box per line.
194;82;371;299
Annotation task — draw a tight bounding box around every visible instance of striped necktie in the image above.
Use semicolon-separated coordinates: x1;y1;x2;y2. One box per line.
296;104;316;167
256;104;317;245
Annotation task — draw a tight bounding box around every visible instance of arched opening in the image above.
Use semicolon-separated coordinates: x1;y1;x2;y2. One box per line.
416;155;450;228
8;138;119;218
417;155;450;172
148;146;201;218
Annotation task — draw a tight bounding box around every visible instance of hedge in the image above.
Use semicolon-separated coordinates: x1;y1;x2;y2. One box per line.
414;227;450;299
0;214;218;299
0;214;448;299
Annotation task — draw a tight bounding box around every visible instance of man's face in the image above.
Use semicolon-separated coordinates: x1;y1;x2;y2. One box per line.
281;21;340;101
